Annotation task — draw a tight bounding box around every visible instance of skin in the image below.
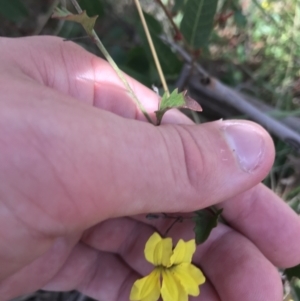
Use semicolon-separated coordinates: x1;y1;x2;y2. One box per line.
0;36;299;301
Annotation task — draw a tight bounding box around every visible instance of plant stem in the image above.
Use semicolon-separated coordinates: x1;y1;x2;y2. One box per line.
93;31;155;124
70;0;155;124
155;0;182;40
133;0;169;96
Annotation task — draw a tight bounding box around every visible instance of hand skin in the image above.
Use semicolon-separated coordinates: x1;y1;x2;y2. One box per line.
0;36;299;301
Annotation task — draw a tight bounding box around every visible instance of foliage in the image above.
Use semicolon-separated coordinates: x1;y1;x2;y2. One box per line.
155;89;202;125
180;0;218;49
193;208;223;245
0;1;300;300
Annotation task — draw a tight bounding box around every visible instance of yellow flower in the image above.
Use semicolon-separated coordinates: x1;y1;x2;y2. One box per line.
130;232;205;301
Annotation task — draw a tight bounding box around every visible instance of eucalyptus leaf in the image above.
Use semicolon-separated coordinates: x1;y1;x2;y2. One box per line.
180;0;219;49
193;208;223;245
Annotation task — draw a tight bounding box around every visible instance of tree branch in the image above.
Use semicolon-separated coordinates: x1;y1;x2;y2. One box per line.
161;36;300;151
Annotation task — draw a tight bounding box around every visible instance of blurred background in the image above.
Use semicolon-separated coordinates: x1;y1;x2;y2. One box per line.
0;0;299;300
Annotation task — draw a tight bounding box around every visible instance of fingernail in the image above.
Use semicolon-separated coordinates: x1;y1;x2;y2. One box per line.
222;122;265;173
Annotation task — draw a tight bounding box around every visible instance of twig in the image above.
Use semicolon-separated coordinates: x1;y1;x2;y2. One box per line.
162;36;300;151
190;78;300;150
133;0;169;96
70;0;155;124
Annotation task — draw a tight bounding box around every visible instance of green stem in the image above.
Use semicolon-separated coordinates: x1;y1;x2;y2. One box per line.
91;30;155;124
70;0;155;125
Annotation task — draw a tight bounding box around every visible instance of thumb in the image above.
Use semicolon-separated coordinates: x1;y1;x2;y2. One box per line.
0;85;275;235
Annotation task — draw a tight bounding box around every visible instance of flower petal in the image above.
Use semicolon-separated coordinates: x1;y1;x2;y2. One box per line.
161;269;188;301
145;232;172;266
173;263;206;296
130;269;161;301
170;239;196;265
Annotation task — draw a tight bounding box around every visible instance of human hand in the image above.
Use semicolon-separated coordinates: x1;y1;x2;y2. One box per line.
0;36;299;301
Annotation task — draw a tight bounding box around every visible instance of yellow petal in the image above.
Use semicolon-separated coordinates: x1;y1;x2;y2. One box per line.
161;269;188;301
169;239;196;265
173;263;206;296
145;232;172;266
130;269;161;301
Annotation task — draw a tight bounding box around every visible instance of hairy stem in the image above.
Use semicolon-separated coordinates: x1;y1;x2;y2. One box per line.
70;0;155;124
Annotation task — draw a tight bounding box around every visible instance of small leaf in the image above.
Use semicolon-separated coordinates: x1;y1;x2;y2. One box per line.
193;208;223;245
155;89;202;125
180;0;219;49
52;7;98;36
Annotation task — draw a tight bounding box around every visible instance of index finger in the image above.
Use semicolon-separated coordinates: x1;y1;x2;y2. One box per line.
1;36;191;124
216;183;300;268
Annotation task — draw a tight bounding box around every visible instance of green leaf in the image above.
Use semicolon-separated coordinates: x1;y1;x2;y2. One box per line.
52;7;98;36
159;89;185;110
180;0;219;49
0;0;29;22
193;208;223;245
285;264;300;281
155;89;202;125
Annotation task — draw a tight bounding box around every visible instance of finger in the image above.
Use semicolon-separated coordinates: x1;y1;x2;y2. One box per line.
82;217;282;301
0;80;275;230
0;36;190;124
0;235;79;300
216;183;300;267
45;243;220;301
82;218;221;301
195;226;282;301
0;241;138;301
